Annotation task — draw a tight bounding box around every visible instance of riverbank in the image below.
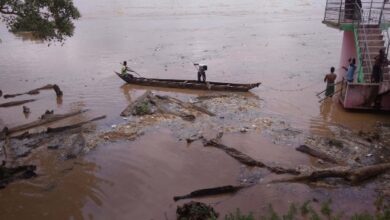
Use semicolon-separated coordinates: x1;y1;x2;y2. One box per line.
0;89;389;219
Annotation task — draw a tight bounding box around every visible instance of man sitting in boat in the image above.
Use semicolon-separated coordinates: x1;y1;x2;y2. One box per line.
121;61;134;78
194;63;207;83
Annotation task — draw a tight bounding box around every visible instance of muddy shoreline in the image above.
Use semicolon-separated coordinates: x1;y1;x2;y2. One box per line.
1;88;388;219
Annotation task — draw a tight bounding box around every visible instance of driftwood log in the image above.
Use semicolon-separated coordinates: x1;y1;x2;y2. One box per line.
47;115;106;133
10;115;106;140
3;84;63;99
273;163;390;184
174;185;245;201
52;84;63;97
1;109;88;137
296;145;341;164
203;138;300;175
0;99;36;108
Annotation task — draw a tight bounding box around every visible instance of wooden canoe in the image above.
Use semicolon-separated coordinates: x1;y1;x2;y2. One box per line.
115;72;261;92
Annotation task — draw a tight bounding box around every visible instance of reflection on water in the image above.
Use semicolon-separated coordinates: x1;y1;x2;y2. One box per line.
0;152;101;219
1;0;390;219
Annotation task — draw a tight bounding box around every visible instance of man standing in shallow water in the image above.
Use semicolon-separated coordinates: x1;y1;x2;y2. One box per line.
324;67;337;97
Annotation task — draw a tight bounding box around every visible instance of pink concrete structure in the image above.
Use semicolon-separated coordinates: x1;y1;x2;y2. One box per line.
338;31;358;82
340;81;390;109
323;0;390;111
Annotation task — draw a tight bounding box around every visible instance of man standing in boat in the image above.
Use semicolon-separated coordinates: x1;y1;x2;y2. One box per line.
324;67;337;97
121;61;134;78
194;63;207;83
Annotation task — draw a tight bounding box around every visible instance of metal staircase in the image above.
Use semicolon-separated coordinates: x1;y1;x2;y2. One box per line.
324;1;390;83
357;25;390;82
323;1;390;110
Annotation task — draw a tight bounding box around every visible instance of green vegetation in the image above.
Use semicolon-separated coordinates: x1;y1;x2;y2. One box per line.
0;0;80;42
134;101;151;115
220;200;389;220
225;208;254;220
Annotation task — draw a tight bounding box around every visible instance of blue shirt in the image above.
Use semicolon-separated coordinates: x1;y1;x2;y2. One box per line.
346;64;356;82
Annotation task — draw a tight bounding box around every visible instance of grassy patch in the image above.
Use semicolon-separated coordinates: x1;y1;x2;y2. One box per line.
222;200;389;220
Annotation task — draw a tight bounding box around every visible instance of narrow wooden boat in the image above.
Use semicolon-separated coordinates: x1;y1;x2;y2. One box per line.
115;72;261;92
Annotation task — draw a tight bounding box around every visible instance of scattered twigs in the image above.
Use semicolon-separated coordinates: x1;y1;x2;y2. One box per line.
202;135;301;175
120;91;214;121
155;95;215;116
296;145;341;164
150;96;196;121
2;109;88;137
3;84;63;99
195;94;229;101
273;163;390;184
0;99;36;108
173;185;245;201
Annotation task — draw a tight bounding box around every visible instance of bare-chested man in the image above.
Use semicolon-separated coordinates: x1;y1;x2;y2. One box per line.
324;67;337;97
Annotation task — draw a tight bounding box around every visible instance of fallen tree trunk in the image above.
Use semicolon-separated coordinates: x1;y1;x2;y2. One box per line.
2;109;88;136
296;145;340;164
52;84;63;97
0;99;36;108
273;163;390;184
47;115;106;133
4;84;62;99
10;115;105;140
174;185;245;201
203;139;301;175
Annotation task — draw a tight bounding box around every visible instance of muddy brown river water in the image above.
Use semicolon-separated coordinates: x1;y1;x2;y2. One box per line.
0;0;390;219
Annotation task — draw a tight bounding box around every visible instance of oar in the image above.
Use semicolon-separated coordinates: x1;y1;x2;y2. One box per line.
318;89;341;103
316;81;341;97
119;62;142;77
191;61;199;71
127;67;142;77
